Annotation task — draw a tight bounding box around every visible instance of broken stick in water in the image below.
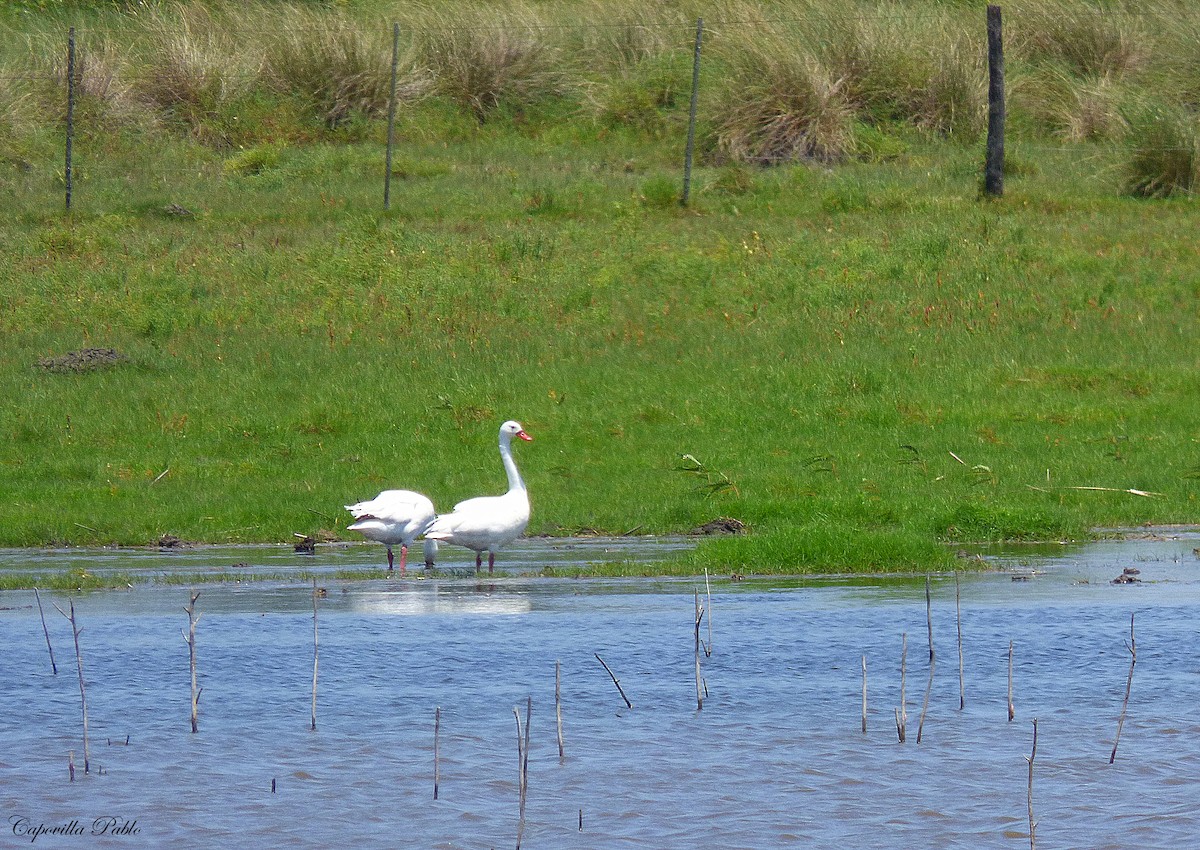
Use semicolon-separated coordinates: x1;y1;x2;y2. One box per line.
52;599;90;773
861;654;868;734
311;578;319;732
594;653;632;709
1109;612;1137;764
694;590;704;711
434;706;441;800
917;575;935;743
1008;639;1015;722
1027;718;1039;850
703;568;713;657
956;571;964;710
514;697;532;849
182;591;202;733
555;660;564;761
896;633;907;743
34;588;57;675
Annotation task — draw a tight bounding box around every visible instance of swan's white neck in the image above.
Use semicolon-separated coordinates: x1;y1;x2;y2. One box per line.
500;437;525;493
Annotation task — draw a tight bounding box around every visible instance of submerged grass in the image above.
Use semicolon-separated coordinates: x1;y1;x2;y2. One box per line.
1;1;1199;578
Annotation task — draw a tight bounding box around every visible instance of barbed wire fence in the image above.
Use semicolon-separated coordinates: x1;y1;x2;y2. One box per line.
0;4;1193;216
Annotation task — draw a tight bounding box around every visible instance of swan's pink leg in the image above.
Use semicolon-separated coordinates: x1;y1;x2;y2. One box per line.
386;547;394;572
488;552;495;574
475;552;483;572
398;543;408;577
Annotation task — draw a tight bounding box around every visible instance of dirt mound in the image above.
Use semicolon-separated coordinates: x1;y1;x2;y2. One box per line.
37;348;128;374
690;517;746;536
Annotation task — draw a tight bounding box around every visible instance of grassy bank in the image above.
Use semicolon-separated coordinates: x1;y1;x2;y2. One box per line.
1;1;1198;575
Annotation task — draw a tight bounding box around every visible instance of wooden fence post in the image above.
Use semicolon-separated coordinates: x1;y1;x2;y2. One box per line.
681;18;703;206
384;22;400;210
984;5;1005;197
65;26;76;213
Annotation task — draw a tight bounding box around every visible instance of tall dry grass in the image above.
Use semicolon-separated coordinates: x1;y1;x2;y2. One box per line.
263;7;431;128
713;46;857;165
3;0;1200;183
127;4;261;142
1124;106;1199;196
1009;0;1149;78
817;9;985;139
410;3;566;122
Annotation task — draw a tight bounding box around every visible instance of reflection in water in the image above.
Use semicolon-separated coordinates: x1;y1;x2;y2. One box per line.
0;532;1198;848
349;588;534;617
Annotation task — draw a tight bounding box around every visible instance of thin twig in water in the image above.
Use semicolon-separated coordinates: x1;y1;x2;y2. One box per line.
1027;718;1039;850
704;568;713;657
52;600;90;773
514;697;532;850
34;588;58;675
917;576;935;743
1110;613;1137;764
956;571;964;710
182;591;201;733
555;661;565;761
861;654;868;734
897;633;907;743
1008;640;1015;722
694;590;704;711
311;578;319;732
434;706;441;800
594;653;633;709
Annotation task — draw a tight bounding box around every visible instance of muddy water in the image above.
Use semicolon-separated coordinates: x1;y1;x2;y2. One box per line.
1;534;1198;848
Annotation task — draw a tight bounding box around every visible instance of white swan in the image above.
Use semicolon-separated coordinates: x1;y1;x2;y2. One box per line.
425;420;532;573
344;489;437;575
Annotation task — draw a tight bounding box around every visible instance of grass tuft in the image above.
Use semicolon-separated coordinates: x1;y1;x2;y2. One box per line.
129;5;260;144
263;8;431;129
713;44;856;165
1124;105;1199;197
417;4;565;122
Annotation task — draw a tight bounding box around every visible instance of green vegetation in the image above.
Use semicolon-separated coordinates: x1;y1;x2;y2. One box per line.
1;1;1198;579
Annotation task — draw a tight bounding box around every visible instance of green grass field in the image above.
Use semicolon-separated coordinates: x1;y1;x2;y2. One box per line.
1;1;1198;579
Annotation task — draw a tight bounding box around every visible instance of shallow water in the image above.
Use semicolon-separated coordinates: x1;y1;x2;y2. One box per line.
1;534;1198;848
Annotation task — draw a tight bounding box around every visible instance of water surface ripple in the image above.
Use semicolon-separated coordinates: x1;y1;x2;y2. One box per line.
1;535;1198;848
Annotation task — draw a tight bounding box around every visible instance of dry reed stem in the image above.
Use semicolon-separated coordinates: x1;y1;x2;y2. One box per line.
183;591;202;733
311;578;319;732
861;654;868;734
34;587;57;675
1109;612;1137;764
555;660;565;760
1027;718;1039;850
1008;639;1015;722
917;576;935;743
704;568;713;657
52;599;90;773
897;632;907;743
955;571;964;710
594;653;632;709
694;590;704;711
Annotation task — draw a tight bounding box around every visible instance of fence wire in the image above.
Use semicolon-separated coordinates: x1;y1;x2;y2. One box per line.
2;8;1197;212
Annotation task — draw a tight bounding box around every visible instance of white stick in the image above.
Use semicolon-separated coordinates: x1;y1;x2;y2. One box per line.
311;578;319;732
861;654;868;734
555;661;564;760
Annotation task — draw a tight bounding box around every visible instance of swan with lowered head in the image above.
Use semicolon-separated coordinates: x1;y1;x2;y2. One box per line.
344;489;438;575
425;420;532;573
